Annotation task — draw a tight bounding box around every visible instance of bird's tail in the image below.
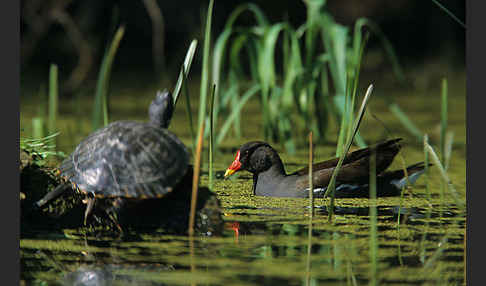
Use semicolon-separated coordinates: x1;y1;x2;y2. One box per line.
382;162;430;189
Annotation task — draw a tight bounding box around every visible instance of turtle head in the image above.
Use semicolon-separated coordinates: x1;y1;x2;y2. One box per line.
149;90;174;128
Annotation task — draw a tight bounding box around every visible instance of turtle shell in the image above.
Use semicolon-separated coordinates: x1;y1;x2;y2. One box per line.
59;121;189;199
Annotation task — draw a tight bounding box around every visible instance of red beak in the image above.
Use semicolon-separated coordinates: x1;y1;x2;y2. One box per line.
224;150;241;177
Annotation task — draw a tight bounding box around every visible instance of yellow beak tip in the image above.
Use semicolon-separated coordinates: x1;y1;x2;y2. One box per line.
224;169;235;178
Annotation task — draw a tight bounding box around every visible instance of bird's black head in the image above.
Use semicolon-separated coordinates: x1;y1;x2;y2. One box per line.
224;141;284;177
149;90;174;128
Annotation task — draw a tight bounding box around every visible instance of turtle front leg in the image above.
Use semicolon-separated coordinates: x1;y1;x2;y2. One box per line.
83;196;96;226
35;183;70;209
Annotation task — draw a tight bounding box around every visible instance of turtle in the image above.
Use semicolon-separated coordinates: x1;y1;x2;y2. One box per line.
34;90;190;231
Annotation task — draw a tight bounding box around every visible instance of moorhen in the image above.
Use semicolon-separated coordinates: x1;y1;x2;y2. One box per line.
224;138;427;198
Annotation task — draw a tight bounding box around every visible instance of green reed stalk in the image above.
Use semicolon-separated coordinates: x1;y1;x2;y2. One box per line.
438;85;447;219
326;84;374;222
173;39;198;105
305;224;313;286
424;141;465;209
354;19;405;83
21;132;64;166
440;78;448;165
48;64;58;137
423;135;431;201
343;235;358;286
389;103;423;141
196;0;214;145
33;85;47;139
189;234;196;286
369;149;378;286
463;228;466;285
395;173;405;267
216;84;261;144
440;79;450;221
305;131;314;286
181;65;196;154
73;91;84;136
92;26;125;131
431;0;466;28
420;134;432;264
423;236;448;269
211;3;403;153
308;131;314;216
346;32;369;145
334;28;369;156
444;131;454;171
335;84;350;157
32;117;44;139
188;122;205;237
394;146;411;223
209;84;216;191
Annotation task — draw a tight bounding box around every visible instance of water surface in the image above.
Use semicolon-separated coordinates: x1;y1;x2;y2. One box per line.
20;75;466;285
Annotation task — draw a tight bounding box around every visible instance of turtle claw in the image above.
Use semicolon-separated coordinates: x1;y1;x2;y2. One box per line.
83;197;96;226
106;210;123;234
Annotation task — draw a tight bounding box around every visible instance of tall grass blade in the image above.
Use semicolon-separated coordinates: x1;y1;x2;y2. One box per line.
212;30;231;96
224;3;268;29
305;132;314;286
230;76;242;139
389;103;423;141
216;84;261;144
392;139;411;267
420;134;432;264
464;228;466;285
209;84;216;191
321;18;347;99
424;141;465;208
325;84;373;196
227;34;252;138
48;64;59;137
345;31;370;148
173;39;198;104
36;84;47;119
188;122;205;237
320;19;350;156
444;131;454;171
182;66;196;154
439;78;448;217
32;117;45;139
431;0;466;28
396;185;405;266
305;220;313;286
257;24;286;140
354;19;406;82
423;236;448;269
440;78;448;165
189;234;196;286
92;25;125;131
369;149;378;286
423;135;431;202
308;131;314;216
326;84;374;221
212;3;405;152
196;0;214;145
21;132;65;165
211;29;232;134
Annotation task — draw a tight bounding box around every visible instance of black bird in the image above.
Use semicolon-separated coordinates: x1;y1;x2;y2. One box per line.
224;138;427;198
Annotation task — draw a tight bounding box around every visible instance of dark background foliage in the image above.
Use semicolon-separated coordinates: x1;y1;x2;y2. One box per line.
20;0;465;94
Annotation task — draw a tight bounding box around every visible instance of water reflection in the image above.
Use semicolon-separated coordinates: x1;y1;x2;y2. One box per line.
21;197;465;285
